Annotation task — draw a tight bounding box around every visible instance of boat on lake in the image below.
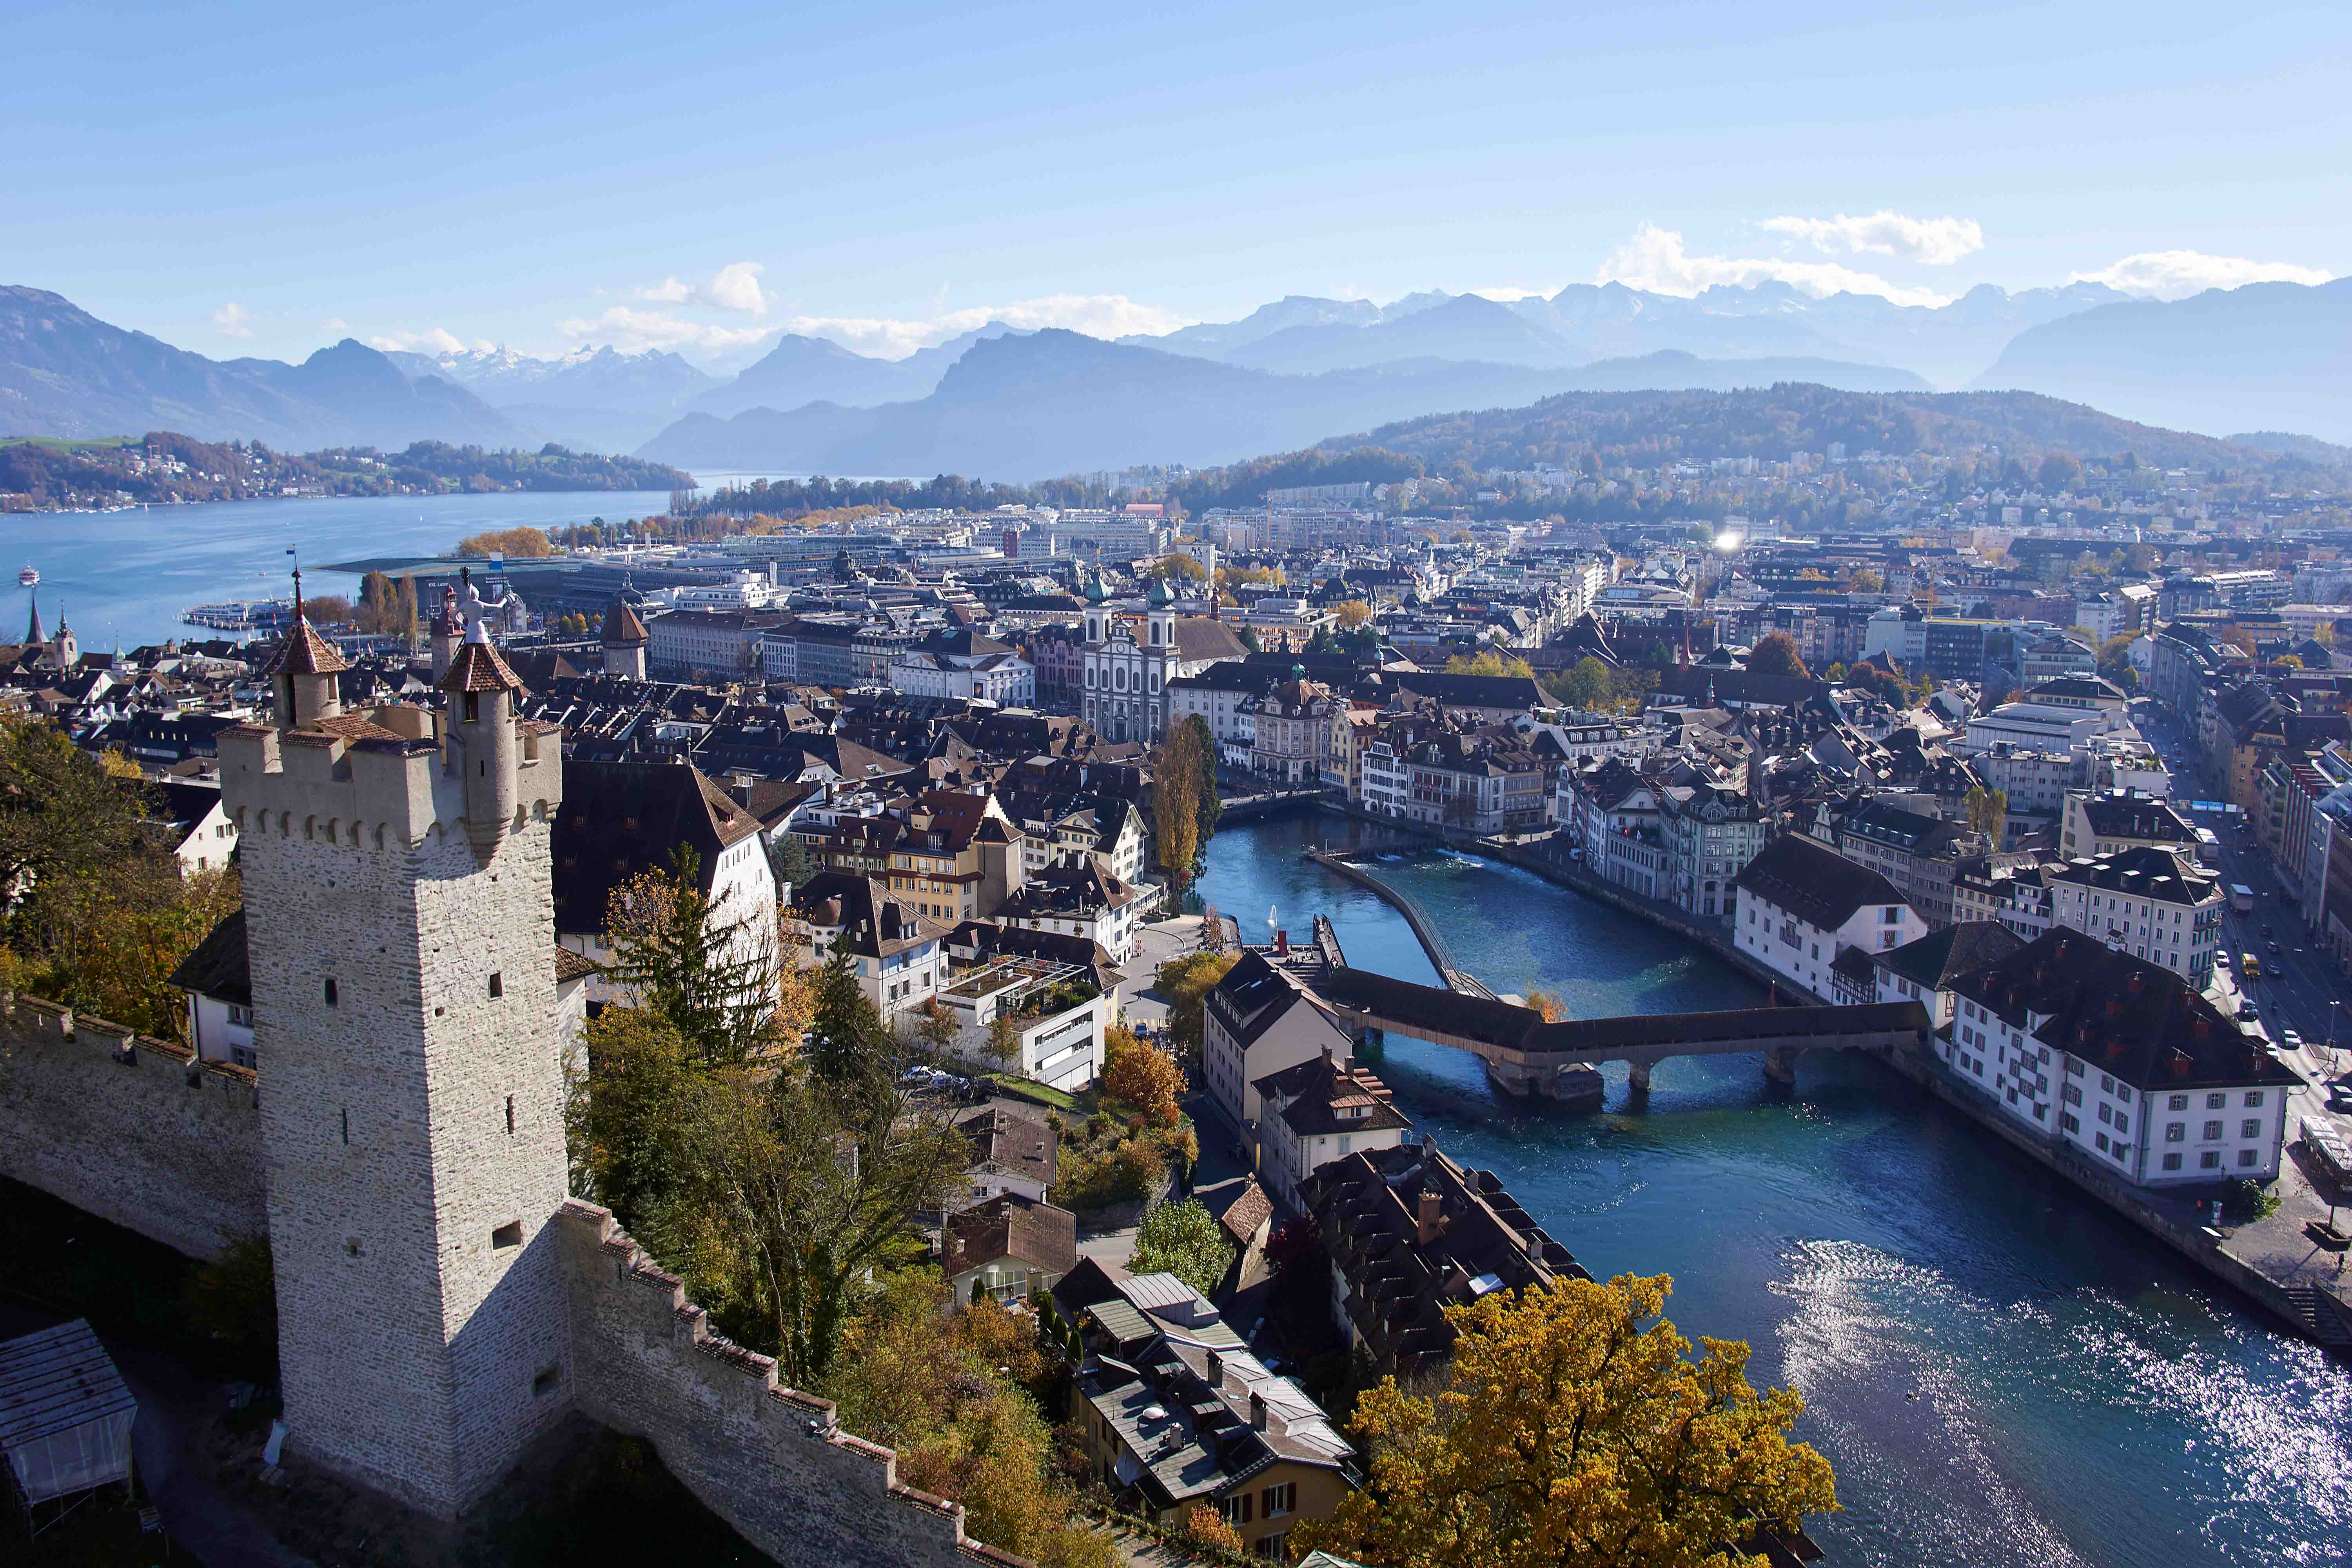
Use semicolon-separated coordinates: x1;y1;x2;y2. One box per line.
17;564;36;586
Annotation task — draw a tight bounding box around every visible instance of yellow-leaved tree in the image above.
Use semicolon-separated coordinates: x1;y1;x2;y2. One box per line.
1294;1272;1837;1568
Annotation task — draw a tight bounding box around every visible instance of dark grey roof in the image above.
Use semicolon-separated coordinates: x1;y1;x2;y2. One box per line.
1734;833;1909;930
1875;921;2024;993
167;908;249;1007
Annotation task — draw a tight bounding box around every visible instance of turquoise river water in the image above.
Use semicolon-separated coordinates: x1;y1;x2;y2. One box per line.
1198;814;2351;1568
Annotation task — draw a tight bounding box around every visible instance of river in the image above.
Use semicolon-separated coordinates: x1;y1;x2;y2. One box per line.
1198;813;2352;1568
2;489;678;649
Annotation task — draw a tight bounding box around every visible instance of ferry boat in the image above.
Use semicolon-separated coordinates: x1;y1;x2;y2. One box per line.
16;565;35;586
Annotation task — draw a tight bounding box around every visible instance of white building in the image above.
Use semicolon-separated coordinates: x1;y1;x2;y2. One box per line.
1938;931;2301;1185
1250;1054;1414;1212
1201;950;1356;1141
1732;833;1927;1000
888;631;1035;706
2047;845;2224;993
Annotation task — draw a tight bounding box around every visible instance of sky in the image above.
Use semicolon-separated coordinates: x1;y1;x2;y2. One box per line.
10;0;2350;366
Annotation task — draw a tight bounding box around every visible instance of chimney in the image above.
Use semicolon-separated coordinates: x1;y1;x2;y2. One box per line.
1416;1190;1444;1246
2169;1049;2192;1077
2105;997;2124;1017
2127;972;2143;994
1249;1391;1267;1431
1205;1349;1223;1390
1276;928;1289;955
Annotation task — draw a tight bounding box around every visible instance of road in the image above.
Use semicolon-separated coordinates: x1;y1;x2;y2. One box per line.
2134;700;2352;1180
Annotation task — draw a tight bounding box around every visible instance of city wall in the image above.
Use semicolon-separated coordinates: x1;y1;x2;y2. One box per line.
552;1201;1030;1568
0;993;267;1261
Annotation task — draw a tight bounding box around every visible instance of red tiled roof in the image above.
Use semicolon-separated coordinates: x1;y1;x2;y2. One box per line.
440;640;526;694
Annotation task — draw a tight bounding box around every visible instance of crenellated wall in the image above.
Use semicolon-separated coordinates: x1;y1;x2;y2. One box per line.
553;1201;1031;1568
0;993;267;1260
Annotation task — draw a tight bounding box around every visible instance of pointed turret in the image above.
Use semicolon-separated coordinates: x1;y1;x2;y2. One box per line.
264;572;348;727
25;595;44;647
441;612;529;858
429;583;464;684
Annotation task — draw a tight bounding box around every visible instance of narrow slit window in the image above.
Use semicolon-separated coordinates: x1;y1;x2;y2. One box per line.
488;972;503;998
323;978;338;1006
492;1221;523;1250
505;1094;515;1135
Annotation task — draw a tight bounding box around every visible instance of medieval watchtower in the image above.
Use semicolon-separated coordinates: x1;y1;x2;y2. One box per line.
218;578;569;1516
599;592;648;679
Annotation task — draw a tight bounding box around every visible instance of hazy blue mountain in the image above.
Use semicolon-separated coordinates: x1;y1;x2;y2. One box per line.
1131;279;2134;386
1227;293;1575;373
381;342;717;452
0;287;522;449
2227;430;2350;466
689;333;929;419
1973;278;2352;441
634;328;1937;479
1118;296;1379;358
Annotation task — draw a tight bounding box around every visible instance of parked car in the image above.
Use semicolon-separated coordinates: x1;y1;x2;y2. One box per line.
2281;1029;2304;1051
2240;1002;2261;1023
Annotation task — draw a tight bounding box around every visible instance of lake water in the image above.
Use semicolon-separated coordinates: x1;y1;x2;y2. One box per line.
1199;814;2352;1568
2;490;677;649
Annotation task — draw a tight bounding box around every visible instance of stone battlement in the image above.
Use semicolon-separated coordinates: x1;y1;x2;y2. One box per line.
554;1201;1036;1568
218;705;559;855
0;990;266;1259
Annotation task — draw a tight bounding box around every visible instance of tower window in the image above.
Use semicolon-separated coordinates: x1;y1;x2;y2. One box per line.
323;978;338;1006
505;1094;515;1135
463;692;480;723
532;1365;561;1398
489;971;504;998
340;1107;349;1145
492;1221;523;1250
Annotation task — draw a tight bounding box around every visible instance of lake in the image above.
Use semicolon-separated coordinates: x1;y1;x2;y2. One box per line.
1198;813;2352;1568
3;489;677;649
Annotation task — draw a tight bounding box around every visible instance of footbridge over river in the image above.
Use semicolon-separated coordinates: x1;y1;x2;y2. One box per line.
1314;964;1932;1102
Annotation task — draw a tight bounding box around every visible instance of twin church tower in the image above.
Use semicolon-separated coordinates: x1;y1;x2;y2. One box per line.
219;577;572;1514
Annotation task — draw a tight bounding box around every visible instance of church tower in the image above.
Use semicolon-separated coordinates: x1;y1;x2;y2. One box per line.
218;576;569;1517
52;606;75;672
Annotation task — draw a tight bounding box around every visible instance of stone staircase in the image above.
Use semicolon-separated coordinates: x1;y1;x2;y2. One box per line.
2281;1284;2352;1347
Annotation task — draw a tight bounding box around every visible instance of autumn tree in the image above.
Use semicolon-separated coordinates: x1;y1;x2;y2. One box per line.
982;1008;1024;1069
1127;1198;1234;1299
456;524;554;558
1295;1272;1838;1568
1102;1024;1185;1127
1747;631;1809;681
0;714;237;1036
1155;951;1237;1058
1185;1506;1245;1555
1550;656;1613;712
1847;568;1884;593
1962;785;2008;844
1155;713;1219;890
823;1270;1115;1567
1523;987;1568;1022
1334;599;1374;629
2038;451;2085;493
1147;553;1210;583
1445;650;1535;679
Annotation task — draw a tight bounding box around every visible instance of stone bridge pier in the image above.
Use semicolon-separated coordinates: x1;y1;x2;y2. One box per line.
1762;1045;1801;1084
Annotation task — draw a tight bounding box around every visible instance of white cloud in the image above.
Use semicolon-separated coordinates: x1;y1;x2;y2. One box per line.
695;261;768;315
212;303;253;338
632;262;769;315
776;294;1195;359
1761;210;1984;266
1595;222;1953;307
321;317;348;331
2068;249;2334;301
550;305;779;356
366;327;493;356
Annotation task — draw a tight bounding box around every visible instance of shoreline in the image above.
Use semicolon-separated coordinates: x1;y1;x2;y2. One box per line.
1284;795;2352;1350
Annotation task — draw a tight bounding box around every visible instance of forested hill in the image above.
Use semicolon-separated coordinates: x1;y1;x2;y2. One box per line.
1312;385;2269;475
0;432;689;509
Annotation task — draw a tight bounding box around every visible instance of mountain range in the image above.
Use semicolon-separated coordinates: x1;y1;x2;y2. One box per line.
633;331;1935;479
7;271;2352;474
1;287;524;451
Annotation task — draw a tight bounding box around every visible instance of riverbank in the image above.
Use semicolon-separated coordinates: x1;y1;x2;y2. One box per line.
1302;802;2352;1349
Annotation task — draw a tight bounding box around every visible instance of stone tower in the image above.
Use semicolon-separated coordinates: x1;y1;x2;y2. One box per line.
52;606;75;672
599;593;648;679
218;577;569;1516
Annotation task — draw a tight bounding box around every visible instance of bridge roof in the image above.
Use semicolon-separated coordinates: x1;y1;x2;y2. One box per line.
1318;966;1928;1055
